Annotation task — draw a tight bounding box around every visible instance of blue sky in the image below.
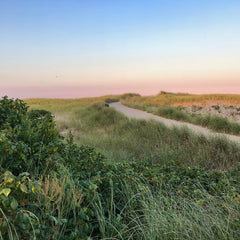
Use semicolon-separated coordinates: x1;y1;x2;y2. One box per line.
0;0;240;98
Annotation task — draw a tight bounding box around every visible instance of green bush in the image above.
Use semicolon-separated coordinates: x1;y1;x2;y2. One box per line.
0;96;28;129
1;96;240;239
0;100;61;175
28;109;52;120
0;171;40;239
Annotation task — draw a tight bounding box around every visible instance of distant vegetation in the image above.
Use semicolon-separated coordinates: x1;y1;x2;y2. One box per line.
122;92;240;136
26;97;240;169
104;98;119;104
103;93;141;104
1;95;240;239
123;91;240;106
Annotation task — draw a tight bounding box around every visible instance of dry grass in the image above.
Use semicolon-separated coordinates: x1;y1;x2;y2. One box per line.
123;92;240;107
25;95;121;112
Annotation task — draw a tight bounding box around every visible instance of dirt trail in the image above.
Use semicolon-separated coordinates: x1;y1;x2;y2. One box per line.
110;102;240;144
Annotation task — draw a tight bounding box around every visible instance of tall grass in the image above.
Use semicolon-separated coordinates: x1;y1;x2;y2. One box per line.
86;174;240;240
22;97;240;239
134;189;240;240
80;104;240;169
122;101;240;136
26;100;240;170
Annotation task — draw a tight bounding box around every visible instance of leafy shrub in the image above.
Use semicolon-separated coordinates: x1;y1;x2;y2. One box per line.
1;96;240;239
0;96;28;129
28;109;52;120
0;110;61;175
0;171;40;239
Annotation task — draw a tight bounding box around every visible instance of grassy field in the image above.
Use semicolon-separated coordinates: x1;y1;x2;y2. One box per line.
121;92;240;136
26;97;240;169
123;91;240;107
1;96;239;239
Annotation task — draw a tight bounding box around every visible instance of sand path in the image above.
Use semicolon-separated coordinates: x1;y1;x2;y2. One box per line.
110;102;240;144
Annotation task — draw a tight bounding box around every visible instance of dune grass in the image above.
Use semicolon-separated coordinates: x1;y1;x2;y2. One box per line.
122;100;240;136
18;96;240;239
77;103;240;169
26;99;240;170
123;91;240;106
119;91;240;135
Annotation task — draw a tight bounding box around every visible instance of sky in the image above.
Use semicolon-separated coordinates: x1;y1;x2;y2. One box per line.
0;0;240;98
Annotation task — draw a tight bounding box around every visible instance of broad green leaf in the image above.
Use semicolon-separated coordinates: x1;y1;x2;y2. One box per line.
10;198;18;210
4;171;15;183
89;184;97;191
20;184;28;193
19;172;30;177
31;182;40;194
0;188;11;197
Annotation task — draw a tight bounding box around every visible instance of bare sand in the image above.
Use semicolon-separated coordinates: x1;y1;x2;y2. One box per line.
110;102;240;145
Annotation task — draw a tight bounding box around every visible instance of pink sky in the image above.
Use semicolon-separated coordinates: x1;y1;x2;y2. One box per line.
1;81;239;99
1;1;240;99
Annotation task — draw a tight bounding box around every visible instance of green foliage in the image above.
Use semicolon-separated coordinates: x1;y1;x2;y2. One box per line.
157;91;189;96
156;105;191;121
123;101;240;135
0;105;61;175
0;96;28;129
0;171;40;239
1;96;240;239
194;114;240;134
82;103;126;128
74;103;240;170
28;109;52;120
104;98;119;104
212;105;220;110
120;93;141;99
168;106;240;135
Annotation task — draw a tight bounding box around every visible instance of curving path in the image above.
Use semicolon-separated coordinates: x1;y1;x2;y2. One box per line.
110;102;240;144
